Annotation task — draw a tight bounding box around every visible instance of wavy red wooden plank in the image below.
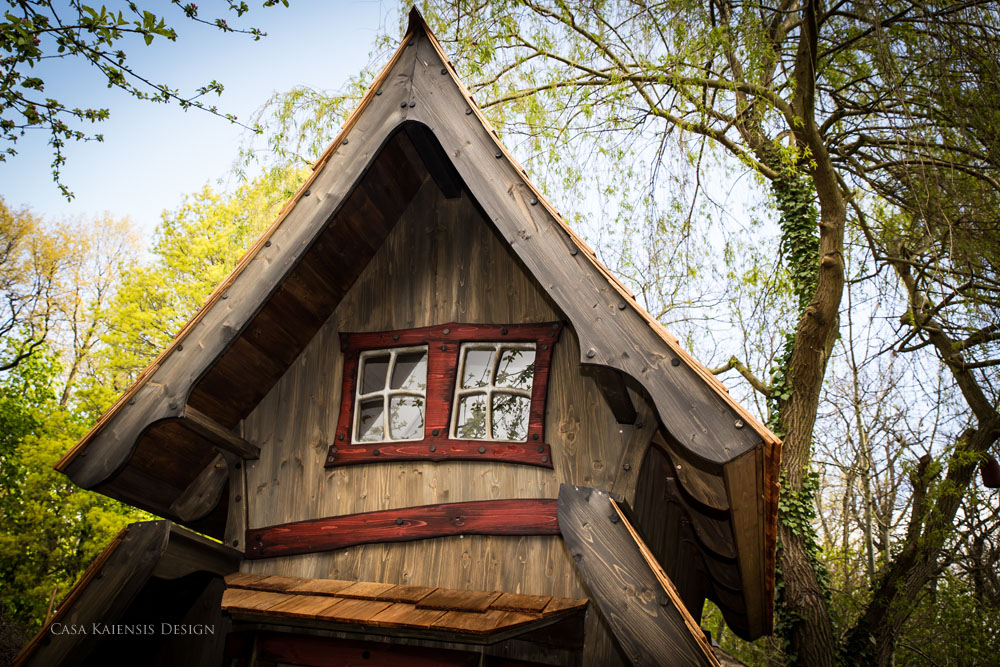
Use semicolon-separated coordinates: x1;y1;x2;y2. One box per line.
325;440;553;468
245;498;560;559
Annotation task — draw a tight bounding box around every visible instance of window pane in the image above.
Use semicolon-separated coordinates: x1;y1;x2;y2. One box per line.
495;348;536;390
357;398;385;442
391;350;427;391
455;394;488;439
491;394;530;441
360;354;390;395
461;348;495;388
389;396;425;440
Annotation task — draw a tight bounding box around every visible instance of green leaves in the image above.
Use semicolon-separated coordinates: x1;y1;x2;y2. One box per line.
0;0;289;197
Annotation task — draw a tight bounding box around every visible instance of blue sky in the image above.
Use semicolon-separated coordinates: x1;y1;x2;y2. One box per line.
1;1;397;235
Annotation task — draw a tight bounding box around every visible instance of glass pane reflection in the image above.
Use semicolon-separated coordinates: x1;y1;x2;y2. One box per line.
492;393;530;441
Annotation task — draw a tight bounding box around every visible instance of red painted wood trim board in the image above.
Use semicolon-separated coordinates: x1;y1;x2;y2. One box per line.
245;499;560;560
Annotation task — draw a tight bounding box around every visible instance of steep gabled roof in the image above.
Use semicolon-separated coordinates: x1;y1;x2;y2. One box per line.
56;9;779;639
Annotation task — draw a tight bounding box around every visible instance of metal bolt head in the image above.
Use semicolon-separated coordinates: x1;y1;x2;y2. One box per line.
338;433;345;441
537;446;544;453
429;445;436;452
623;463;631;471
304;189;311;196
440;344;447;351
330;447;338;454
265;240;271;247
618;302;627;310
432;428;440;436
735;419;744;429
586;348;596;358
541;455;549;463
530;198;538;205
442;328;450;335
376;89;382;96
478;446;486;454
440;67;447;74
395;517;404;525
409;101;416;108
401;101;408;108
671;357;680;366
495;151;502;158
465;108;472;115
393;333;400;341
232;540;239;547
373;449;381;456
342;138;349;145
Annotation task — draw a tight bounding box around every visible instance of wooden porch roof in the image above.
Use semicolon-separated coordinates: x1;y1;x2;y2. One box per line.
221;572;587;643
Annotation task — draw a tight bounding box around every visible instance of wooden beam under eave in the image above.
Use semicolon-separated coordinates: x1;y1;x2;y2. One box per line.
180;405;260;460
589;365;638;425
168;451;229;523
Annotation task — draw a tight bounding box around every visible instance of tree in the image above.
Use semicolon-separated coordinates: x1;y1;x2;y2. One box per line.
0;0;290;196
0;198;68;372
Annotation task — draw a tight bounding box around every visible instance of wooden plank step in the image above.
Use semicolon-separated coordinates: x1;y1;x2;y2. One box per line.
417;589;500;612
491;593;552;614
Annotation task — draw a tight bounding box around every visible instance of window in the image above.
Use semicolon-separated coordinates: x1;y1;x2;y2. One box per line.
354;347;428;442
452;343;535;441
327;322;563;469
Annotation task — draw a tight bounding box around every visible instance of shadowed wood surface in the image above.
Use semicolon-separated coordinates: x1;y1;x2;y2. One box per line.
245;499;560;559
558;484;719;667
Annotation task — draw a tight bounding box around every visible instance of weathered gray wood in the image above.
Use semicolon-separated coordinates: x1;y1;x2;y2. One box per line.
168;451;229;522
589;366;637;425
558;484;718;667
404;121;463;199
658;434;729;512
16;521;170;667
609;393;659;506
224;449;248;553
723;448;768;639
406;29;758;467
181;405;260;460
152;523;241;580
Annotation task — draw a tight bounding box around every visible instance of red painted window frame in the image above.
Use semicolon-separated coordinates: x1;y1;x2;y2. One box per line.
325;322;563;469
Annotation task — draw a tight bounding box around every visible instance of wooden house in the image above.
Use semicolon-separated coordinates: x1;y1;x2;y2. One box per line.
18;10;779;666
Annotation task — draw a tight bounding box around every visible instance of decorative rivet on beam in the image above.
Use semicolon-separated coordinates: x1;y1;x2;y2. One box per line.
501;327;508;335
532;434;540;441
735;419;744;429
442;328;450;335
465;108;472;115
409;101;416;108
330;447;338;454
586;348;596;358
235;495;242;502
440;345;448;351
393;334;400;341
495;151;502;158
408;39;414;46
338;433;344;440
169;402;178;410
541;455;549;463
659;594;670;607
570;248;579;256
395;517;404;525
232;539;239;547
541;343;548;350
429;445;437;452
221;293;228;299
264;240;271;247
255;534;262;542
177;344;183;351
373;449;381;456
537;446;544;453
530;198;538;205
440;67;447;74
618;302;627;310
376;89;382;95
401;101;408;108
342;138;349;145
670;357;680;366
129;398;135;405
304;189;311;196
432;429;440;436
478;446;486;454
635;422;644;429
608;512;619;524
623;463;631;471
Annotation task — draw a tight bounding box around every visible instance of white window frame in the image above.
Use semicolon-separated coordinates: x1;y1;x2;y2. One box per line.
353;345;428;443
449;342;536;442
